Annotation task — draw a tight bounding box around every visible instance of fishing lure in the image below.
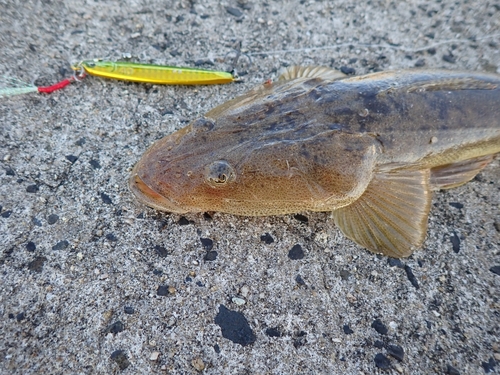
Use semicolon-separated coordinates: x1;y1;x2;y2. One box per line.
0;59;237;98
73;60;237;85
0;74;81;98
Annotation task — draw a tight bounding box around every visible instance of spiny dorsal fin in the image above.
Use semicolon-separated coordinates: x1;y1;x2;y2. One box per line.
333;168;432;258
278;66;346;82
430;154;494;190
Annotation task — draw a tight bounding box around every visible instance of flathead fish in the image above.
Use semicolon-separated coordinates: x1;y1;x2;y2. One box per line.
130;66;500;258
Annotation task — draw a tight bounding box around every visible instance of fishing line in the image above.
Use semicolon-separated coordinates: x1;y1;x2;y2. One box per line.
1;32;498;98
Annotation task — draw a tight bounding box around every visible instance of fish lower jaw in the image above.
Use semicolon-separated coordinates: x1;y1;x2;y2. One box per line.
129;173;189;214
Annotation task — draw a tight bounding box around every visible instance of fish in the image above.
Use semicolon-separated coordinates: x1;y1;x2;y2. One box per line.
130;66;500;258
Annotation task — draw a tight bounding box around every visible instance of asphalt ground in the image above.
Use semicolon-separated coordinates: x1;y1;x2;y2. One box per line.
1;1;499;374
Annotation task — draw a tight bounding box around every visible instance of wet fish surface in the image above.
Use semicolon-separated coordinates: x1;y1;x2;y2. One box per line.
130;66;500;258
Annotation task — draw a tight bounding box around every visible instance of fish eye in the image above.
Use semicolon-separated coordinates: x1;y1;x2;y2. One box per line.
205;160;236;186
192;117;215;132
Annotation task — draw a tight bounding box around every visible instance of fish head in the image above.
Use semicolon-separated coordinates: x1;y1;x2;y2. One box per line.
130;82;379;216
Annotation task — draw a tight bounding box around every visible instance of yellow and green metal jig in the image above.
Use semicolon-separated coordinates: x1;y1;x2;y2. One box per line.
1;59;238;98
73;60;237;85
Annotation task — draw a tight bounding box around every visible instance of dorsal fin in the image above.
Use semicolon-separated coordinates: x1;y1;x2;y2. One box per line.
406;78;498;93
278;66;346;82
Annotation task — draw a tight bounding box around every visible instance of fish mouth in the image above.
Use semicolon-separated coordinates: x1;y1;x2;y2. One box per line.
129;173;188;214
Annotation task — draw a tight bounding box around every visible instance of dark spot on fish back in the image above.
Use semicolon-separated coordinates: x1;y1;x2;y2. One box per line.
328;123;345;131
328;106;355;117
308;88;322;101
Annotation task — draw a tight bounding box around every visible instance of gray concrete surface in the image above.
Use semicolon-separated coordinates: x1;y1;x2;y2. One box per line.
1;0;499;374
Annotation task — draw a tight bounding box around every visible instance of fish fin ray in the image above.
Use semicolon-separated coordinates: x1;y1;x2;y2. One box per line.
278;66;346;81
406;78;497;92
430;154;494;190
333;169;432;258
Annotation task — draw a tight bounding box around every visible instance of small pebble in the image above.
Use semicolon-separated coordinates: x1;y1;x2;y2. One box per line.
481;357;496;373
240;285;249;297
443;53;456;63
225;6;243;17
26;184;39;193
293;214;309;223
105;321;124;334
343;324;354;335
65;155;78;163
404;265;420;289
75;137;86;146
265;327;281;337
157;285;170;296
446;364;460;375
260;233;274;244
106;233;118;242
16;312;25;321
374;340;384;348
232;297;246;306
124;306;134;314
178;217;192;225
387;258;404;268
449;202;463;209
52;240;69;250
150;351;160;361
346;293;357;303
154;245;168;257
450;233;460;253
26;242;36;252
293;331;307;349
492;266;500;276
110;350;130;370
340;66;356;75
414;59;426;67
374;353;391;369
200;237;213;251
47;214;59;225
295;274;306;286
339;270;351;280
288;244;304;260
27;256;47;273
371;319;388;335
214;305;256;346
387;344;404;361
89;159;101;169
204;251;218;261
100;192;113;204
192;357;205;372
494;221;500;232
1;210;12;218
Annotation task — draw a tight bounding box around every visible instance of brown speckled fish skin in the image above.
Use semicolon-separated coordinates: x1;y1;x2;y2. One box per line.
130;67;500;257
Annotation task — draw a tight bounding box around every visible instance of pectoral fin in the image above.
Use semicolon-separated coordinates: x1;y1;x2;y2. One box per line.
430;155;494;190
333;169;432;258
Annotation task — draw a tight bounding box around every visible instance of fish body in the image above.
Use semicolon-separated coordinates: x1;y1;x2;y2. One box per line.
130;66;500;257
